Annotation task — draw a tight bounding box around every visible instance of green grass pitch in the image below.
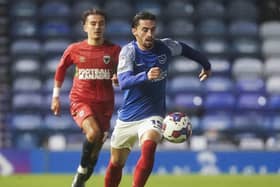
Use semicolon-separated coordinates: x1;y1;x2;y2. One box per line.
1;174;279;187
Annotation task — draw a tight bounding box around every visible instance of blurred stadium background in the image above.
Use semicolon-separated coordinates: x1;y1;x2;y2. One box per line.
1;0;280;177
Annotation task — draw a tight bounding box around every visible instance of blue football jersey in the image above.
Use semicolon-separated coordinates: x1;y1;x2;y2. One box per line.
117;38;183;121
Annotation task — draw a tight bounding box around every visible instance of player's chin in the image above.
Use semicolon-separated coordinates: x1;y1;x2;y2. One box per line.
94;35;102;39
92;33;103;39
144;42;153;49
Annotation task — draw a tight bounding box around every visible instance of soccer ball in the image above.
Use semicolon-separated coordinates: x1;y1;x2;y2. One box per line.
162;112;192;143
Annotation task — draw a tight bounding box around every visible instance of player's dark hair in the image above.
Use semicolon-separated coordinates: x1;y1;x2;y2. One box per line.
81;8;107;25
131;11;156;28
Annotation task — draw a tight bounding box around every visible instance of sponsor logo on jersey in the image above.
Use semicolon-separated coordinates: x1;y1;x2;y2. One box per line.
79;56;86;63
158;54;167;64
78;68;111;80
103;55;111;64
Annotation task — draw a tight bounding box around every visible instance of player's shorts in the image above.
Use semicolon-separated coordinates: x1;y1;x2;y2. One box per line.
110;116;163;150
70;100;114;132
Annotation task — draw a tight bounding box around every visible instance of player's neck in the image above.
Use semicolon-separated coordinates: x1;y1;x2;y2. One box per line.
87;38;104;46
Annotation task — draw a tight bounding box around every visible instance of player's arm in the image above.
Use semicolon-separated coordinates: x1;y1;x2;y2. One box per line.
162;38;211;81
51;45;73;115
111;46;121;86
118;71;148;90
118;66;162;90
117;45;149;90
179;42;211;81
51;80;63;116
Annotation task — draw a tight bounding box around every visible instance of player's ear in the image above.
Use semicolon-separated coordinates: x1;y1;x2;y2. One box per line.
132;28;137;37
83;24;87;33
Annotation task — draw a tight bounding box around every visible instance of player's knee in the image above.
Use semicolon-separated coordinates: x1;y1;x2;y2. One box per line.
86;128;101;143
110;157;126;167
111;160;125;168
141;131;161;144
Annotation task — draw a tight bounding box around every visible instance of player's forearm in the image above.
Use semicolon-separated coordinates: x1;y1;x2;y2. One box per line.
54;80;63;88
118;71;148;89
52;80;63;98
54;65;68;82
52;60;69;98
180;42;211;70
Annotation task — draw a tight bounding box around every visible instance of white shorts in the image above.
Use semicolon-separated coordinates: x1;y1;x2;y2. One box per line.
110;116;163;150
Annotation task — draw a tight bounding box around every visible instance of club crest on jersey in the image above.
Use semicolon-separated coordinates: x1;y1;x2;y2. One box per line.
79;56;86;63
158;54;167;64
103;55;111;64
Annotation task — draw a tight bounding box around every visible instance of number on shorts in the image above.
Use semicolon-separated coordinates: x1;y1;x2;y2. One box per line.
151;119;162;129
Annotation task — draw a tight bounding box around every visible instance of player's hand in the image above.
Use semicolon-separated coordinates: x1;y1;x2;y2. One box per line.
111;73;119;86
147;67;161;80
51;97;61;116
198;68;211;81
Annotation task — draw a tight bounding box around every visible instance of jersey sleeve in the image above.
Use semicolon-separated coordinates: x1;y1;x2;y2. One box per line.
161;38;183;56
117;44;134;74
112;45;121;73
54;44;74;82
179;42;211;70
162;38;211;70
117;44;148;90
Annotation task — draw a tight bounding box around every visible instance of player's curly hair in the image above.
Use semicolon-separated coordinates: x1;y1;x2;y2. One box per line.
131;11;156;28
81;8;107;25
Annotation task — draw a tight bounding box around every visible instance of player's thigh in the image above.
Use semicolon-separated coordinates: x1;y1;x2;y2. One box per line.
82;116;103;142
82;116;100;133
92;101;114;133
111;119;138;150
138;116;163;144
70;102;93;129
71;101;109;140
